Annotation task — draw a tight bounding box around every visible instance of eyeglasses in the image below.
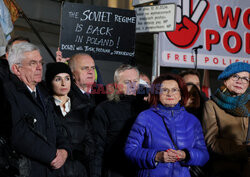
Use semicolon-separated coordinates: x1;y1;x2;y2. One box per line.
161;88;180;94
17;60;44;67
231;74;249;84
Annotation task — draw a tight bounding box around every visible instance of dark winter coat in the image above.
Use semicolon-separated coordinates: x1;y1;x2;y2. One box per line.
0;59;11;138
125;104;209;177
2;74;70;177
53;93;95;177
91;95;149;177
71;83;107;109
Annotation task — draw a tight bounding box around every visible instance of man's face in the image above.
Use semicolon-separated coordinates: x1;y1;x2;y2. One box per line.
72;55;95;89
117;69;139;95
185;85;200;108
16;50;43;88
140;75;151;86
182;74;200;90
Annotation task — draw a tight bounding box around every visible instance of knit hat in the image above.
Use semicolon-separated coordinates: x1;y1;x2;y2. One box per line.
218;62;250;80
45;62;73;92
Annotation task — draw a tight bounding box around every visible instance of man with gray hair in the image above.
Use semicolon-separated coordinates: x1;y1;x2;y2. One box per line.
1;42;70;177
91;64;149;177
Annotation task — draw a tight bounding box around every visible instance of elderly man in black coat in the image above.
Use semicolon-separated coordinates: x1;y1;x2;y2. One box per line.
67;53;107;108
91;64;149;177
1;42;70;177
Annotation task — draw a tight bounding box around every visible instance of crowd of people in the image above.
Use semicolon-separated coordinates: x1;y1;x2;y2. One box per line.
0;37;249;177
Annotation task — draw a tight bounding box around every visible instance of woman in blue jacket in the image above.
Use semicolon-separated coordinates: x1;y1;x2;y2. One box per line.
125;74;209;177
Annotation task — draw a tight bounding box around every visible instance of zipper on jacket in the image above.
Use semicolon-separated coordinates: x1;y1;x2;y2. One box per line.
171;110;174;118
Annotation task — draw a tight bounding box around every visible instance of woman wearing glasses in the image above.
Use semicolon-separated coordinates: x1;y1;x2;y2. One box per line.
202;62;250;177
124;74;209;177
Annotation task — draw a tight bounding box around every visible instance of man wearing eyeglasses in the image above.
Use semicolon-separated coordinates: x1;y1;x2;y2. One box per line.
1;42;70;177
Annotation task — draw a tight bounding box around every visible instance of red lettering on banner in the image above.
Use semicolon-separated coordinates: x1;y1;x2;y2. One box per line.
213;57;219;64
222;58;227;65
203;56;247;66
246;33;250;54
205;57;209;63
216;6;241;29
243;9;250;29
206;29;220;51
167;53;171;60
223;31;242;53
229;59;232;64
175;54;179;61
191;55;194;62
183;55;187;62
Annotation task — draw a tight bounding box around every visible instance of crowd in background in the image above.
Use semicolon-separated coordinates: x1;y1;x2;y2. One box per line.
0;37;249;177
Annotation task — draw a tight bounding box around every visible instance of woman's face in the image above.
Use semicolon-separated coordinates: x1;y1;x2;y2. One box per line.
224;71;249;96
52;73;71;96
159;80;181;107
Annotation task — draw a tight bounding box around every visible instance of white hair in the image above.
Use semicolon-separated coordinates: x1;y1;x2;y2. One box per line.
8;42;40;73
114;64;139;83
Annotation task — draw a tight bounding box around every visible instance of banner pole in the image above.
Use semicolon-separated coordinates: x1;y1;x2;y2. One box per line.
9;0;56;61
152;33;159;82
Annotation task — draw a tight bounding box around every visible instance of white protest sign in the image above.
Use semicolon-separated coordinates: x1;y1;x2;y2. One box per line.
135;4;176;33
132;0;158;6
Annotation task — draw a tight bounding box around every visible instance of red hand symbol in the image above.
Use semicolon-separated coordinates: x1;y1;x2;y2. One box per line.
166;16;199;48
166;0;209;48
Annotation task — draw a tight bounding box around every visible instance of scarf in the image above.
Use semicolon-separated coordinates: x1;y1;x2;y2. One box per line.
212;86;250;117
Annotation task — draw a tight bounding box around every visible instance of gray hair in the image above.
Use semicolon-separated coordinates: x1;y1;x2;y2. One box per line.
8;42;40;73
114;64;139;83
108;64;139;101
68;53;93;72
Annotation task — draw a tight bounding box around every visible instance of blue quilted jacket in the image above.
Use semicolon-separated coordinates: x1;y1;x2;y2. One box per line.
124;103;209;177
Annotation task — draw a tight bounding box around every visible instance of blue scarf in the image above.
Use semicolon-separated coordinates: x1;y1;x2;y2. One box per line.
212;86;250;117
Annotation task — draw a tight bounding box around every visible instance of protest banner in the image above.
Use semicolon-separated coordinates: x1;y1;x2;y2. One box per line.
158;0;249;70
133;0;158;6
60;2;136;62
135;4;176;33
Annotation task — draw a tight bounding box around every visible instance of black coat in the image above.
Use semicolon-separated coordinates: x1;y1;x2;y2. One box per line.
2;74;70;177
53;93;95;177
0;59;11;138
91;95;149;177
71;83;107;110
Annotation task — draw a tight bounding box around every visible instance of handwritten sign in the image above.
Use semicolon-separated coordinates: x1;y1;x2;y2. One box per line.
60;2;136;62
135;4;176;33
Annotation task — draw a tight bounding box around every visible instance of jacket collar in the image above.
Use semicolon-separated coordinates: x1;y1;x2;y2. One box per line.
68;91;91;111
152;103;185;118
9;73;47;110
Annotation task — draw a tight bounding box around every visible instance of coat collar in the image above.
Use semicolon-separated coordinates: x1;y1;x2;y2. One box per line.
152;103;185;118
9;73;47;111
